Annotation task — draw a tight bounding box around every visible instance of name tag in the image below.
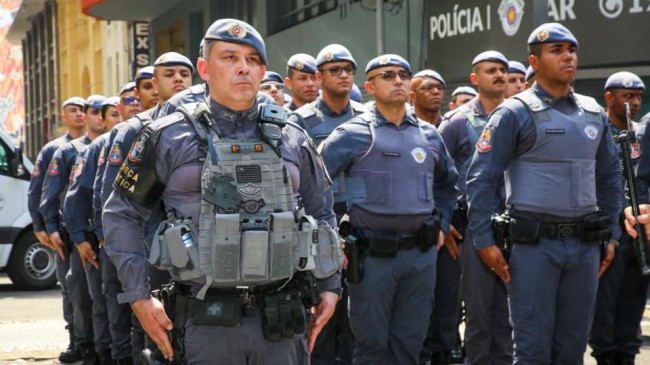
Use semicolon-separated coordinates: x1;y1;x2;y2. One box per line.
382;152;401;157
545;128;565;135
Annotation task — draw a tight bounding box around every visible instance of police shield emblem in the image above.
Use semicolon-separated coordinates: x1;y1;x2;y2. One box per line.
98;146;106;166
379;55;391;65
128;134;148;163
227;22;247;39
295;61;304;70
584;125;598;140
32;163;40;177
536;30;549;42
476;128;493;153
631;142;641;159
47;159;60;176
70;158;84;183
410;147;427;164
108;143;122;165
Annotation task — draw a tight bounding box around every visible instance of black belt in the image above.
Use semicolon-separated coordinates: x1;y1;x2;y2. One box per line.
539;221;583;240
360;229;422;252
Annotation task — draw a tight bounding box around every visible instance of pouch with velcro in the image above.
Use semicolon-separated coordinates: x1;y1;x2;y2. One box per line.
149;221;173;270
508;217;541;244
189;293;242;327
312;222;343;278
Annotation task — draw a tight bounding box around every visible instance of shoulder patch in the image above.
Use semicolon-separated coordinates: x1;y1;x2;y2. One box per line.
97;145;106;166
108;143;123;165
70;158;84;183
32;162;41;177
476;128;493;153
127;133;149;164
47;158;61;176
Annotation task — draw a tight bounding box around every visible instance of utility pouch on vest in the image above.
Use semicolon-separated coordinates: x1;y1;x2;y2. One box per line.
421;210;442;252
508;217;540;244
241;230;269;281
270;212;297;280
261;291;305;342
581;211;611;242
213;214;242;282
189;292;242;327
149;221;171;269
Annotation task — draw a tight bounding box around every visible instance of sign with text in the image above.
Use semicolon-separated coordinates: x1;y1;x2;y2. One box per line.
130;22;150;79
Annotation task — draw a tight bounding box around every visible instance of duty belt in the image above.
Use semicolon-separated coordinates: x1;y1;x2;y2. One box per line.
539;221;583;240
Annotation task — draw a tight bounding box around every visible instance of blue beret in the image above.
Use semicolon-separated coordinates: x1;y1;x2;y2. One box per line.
261;71;284;84
413;69;446;87
350;84;362;103
85;95;107;110
119;82;136;95
472;50;508;68
527;22;578;48
605;71;645;90
135;66;154;82
153;52;194;73
102;96;120;108
451;86;478;98
287;53;317;74
62;97;85;109
525;66;535;81
508;61;526;75
203;19;267;65
316;44;356;68
365;54;410;74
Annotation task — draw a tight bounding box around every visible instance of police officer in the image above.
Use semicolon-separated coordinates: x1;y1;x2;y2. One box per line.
589;71;648;365
438;50;512;365
288;43;366;365
446;86;477;113
525;66;535;89
103;18;341;364
320;54;458;364
118;82;142;120
284;53;320;111
505;61;526;98
27;96;86;363
151;52;194;118
134;66;159;111
260;71;286;106
41;94;108;362
466;23;621;364
409;69;447;127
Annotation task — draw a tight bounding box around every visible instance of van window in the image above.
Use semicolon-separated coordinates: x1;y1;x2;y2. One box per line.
0;140;11;175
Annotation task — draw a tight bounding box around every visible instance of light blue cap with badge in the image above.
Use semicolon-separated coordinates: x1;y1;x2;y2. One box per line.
508;61;526;75
119;82;137;95
102;96;120;108
451;86;478;98
62;96;86;109
153;52;194;73
365;54;411;74
85;95;107;110
316;44;356;68
350;84;362;103
287;53;317;74
261;71;284;84
525;66;535;81
472;50;508;68
135;66;154;83
527;22;578;48
605;71;645;90
413;69;446;87
203;18;267;65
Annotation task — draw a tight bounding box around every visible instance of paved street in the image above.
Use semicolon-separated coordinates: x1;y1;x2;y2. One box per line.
0;272;649;364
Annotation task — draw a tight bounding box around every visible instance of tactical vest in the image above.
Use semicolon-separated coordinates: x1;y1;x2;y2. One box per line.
148;103;342;299
506;91;604;217
345;114;436;217
448;102;488;196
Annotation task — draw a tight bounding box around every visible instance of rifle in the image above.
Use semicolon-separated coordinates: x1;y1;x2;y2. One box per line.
614;102;650;275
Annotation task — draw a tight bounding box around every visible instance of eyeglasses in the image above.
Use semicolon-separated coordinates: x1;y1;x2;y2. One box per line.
260;83;285;91
418;82;445;92
320;65;356;77
368;70;412;82
120;96;141;106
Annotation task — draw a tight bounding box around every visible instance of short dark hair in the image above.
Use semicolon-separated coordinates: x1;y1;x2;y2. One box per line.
528;44;543;57
100;104;112;119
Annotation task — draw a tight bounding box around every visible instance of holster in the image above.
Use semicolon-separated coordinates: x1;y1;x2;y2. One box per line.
146;283;185;365
260;285;307;342
343;234;364;284
59;226;72;259
421;210;442;252
451;199;469;237
491;213;512;261
86;231;100;253
508;216;539;244
581;211;611;242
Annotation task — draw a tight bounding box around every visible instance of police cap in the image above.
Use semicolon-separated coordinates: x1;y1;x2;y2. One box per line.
350;84;362;103
135;66;154;83
203;19;267;65
153;52;194;73
119;82;137;95
85;95;107;110
605;71;645;91
472;50;508;69
102;96;120;108
261;71;284;84
365;54;410;74
413;69;446;87
527;22;578;48
62;97;86;109
525;66;536;81
287;53;317;74
451;86;478;98
316;44;356;68
508;61;526;75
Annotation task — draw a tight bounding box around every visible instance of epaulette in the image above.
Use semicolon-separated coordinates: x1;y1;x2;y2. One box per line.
350;100;368;114
574;94;604;114
293;102;318;120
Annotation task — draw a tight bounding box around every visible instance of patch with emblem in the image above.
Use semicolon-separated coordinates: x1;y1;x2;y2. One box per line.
379;55;391;65
70;159;84;183
584;125;598;140
536;30;549;42
295;61;304;70
108;143;122;165
238;182;263;197
324;52;334;62
631;142;641;159
227;22;247;39
545;128;565;135
47;159;60;176
410;147;427;164
382;152;401;157
128;134;148;163
97;146;106;166
32;163;41;177
476;128;493;153
241;199;265;214
623;77;634;88
221;110;236;122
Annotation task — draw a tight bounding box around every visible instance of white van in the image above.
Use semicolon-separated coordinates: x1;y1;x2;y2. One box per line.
0;128;57;290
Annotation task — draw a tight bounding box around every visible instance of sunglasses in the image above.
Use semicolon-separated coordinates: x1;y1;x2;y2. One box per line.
120;96;141;106
419;82;445;92
320;65;356;77
260;83;285;91
368;70;412;82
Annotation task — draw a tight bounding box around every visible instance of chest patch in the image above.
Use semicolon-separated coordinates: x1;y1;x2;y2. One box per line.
584;125;599;140
411;147;427;164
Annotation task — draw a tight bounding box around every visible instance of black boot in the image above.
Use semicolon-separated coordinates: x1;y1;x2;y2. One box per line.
615;352;635;365
97;349;116;365
58;325;82;363
595;352;616;365
430;351;451;365
79;342;98;365
116;357;134;365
